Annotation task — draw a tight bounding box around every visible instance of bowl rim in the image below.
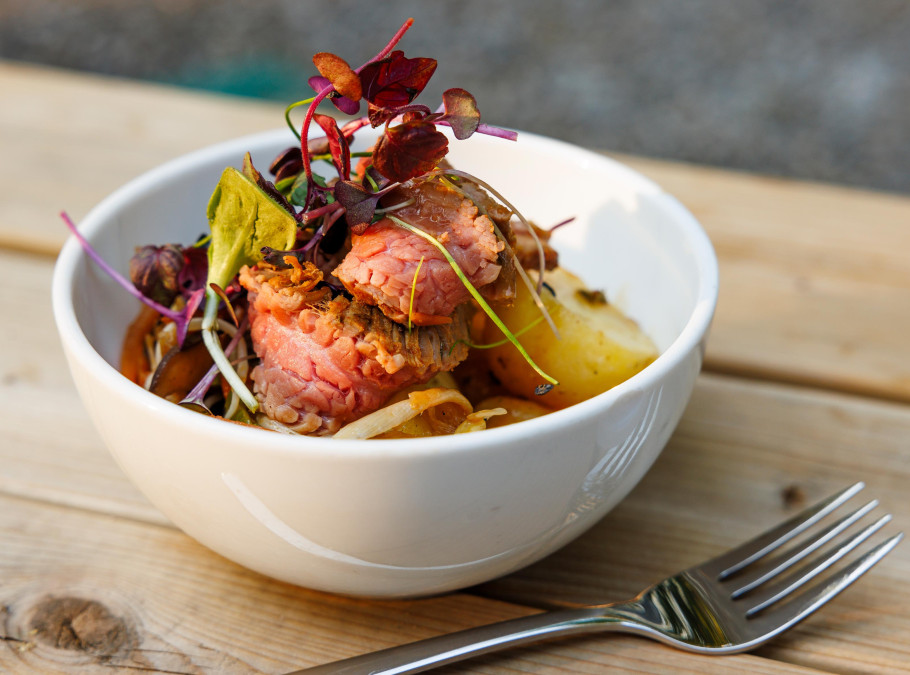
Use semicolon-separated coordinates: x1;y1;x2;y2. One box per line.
52;127;718;461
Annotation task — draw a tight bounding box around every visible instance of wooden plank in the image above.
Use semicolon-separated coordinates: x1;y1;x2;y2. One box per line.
478;374;910;674
0;61;280;256
0;493;823;674
617;154;910;404
0;250;164;524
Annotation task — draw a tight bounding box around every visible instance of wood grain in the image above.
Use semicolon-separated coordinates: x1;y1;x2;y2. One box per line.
478;374;910;674
0;61;279;256
618;154;910;404
0;250;164;524
0;493;828;674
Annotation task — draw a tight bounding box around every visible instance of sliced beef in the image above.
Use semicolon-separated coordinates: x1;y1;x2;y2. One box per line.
333;178;517;326
240;263;469;435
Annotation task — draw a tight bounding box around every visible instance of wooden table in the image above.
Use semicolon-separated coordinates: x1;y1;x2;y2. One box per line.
1;61;908;674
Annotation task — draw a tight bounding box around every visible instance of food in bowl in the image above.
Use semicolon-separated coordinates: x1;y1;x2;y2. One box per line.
52;80;716;596
64;18;657;439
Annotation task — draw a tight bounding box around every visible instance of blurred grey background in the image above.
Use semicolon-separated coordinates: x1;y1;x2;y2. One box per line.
2;0;908;193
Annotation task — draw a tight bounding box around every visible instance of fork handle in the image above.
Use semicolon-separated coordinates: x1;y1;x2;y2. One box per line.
286;606;632;674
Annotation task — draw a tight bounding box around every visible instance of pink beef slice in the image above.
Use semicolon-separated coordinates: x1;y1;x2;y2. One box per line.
239;264;469;435
333;179;516;326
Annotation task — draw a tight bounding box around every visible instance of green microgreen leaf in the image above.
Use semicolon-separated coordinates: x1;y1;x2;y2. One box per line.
289;171;332;207
388;215;558;386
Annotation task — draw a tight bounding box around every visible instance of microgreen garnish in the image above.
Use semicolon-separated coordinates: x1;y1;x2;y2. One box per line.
308;76;360;115
439;88;481;140
209;282;239;327
360;50;437;112
241;153;296;217
288;172;332;209
534;383;554;396
333;179;400;233
388;215;558;387
450;316;545;354
279;17;516;216
408;255;425;332
312;52;363;102
61;212;204;348
373;119;449;182
312;114;352;181
549;216;576;232
130;243;184;306
284;97;316;140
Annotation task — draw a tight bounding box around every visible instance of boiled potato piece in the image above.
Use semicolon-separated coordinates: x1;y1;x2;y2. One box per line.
483;268;657;409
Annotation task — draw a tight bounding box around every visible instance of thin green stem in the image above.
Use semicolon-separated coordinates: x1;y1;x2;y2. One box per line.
310;150;373;163
453;316;544;353
389;216;558;386
201;287;259;412
284;97;317;140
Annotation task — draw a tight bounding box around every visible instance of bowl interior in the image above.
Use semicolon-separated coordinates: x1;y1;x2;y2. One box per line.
66;128;710;376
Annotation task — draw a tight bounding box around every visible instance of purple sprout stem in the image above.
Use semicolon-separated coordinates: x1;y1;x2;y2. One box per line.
434;120;518;141
300;201;342;224
61;211;203;348
298;18;416;209
61;212;178;319
549;216;576;231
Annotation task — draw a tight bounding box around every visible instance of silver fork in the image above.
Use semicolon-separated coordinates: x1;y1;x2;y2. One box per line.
290;482;902;674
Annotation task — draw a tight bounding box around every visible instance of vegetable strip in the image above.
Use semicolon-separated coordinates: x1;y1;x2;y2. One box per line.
201;286;259;412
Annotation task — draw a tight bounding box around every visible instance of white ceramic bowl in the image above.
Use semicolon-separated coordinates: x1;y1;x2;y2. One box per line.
52;127;717;597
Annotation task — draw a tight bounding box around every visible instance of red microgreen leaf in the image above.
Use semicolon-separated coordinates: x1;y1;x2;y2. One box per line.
312;52;362;101
367;102;433;128
440;88;480;140
360;51;437;109
177;245;208;296
312;114;351;180
269;146;302;177
334;180;381;234
308;75;361;115
373;120;449;182
178;288;205;347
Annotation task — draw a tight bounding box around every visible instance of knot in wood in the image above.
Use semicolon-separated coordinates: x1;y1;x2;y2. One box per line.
29;596;128;655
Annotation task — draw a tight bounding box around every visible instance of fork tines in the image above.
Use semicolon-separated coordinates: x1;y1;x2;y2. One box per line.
707;482;902;622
